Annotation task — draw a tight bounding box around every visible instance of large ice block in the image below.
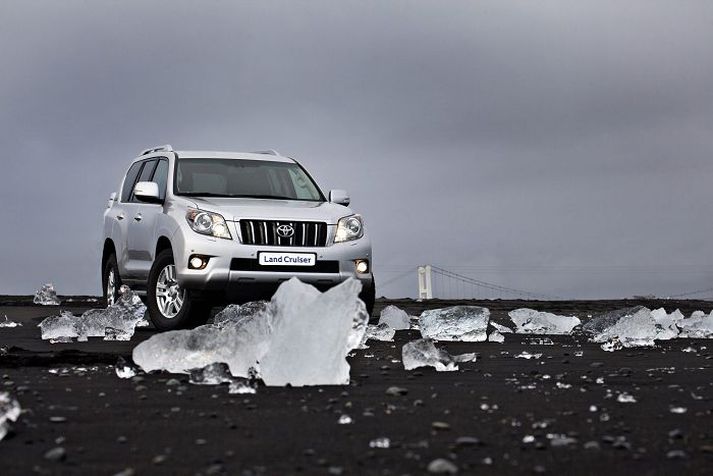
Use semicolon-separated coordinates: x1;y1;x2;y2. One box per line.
33;283;61;306
378;305;411;330
419;306;489;342
508;309;581;335
0;392;21;441
133;278;368;386
676;310;713;338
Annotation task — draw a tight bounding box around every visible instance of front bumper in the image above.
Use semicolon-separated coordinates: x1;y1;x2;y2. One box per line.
171;226;373;296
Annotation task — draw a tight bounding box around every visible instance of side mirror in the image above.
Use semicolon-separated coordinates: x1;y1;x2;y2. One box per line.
329;189;350;206
134;181;161;203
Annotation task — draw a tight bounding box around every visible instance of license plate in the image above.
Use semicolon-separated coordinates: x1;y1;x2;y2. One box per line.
258;252;316;267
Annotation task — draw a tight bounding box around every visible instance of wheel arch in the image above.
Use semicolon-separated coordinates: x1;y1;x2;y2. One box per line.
101;239;116;278
155;236;173;258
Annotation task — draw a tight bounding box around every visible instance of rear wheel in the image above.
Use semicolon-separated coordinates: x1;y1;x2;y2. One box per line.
103;255;122;307
147;250;210;330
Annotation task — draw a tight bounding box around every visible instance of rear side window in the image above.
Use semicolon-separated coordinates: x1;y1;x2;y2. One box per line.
121;162;143;202
152;159;169;200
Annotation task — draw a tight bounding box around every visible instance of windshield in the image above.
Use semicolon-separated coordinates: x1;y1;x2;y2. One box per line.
174;158;324;201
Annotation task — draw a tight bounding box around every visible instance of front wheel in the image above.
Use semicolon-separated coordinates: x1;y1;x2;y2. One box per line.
103;254;122;307
360;278;376;320
147;250;209;331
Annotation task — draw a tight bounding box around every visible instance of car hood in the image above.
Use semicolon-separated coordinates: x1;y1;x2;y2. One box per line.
188;197;353;224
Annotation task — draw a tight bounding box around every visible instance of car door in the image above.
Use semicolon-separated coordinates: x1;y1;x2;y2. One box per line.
126;158;161;279
113;160;144;277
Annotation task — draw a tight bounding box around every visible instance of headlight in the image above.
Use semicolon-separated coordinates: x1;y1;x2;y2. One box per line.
334;215;364;243
186;209;232;240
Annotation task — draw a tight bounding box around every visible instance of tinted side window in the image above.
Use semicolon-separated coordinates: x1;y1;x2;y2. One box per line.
152;159;169;200
121;162;143;202
130;160;157;203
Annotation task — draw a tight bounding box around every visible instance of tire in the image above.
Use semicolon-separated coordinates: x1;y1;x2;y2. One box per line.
360;278;376;319
103;254;122;307
147;249;210;331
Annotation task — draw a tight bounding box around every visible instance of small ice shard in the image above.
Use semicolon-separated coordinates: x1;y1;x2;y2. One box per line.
488;330;505;343
228;380;256;394
0;392;21;441
617;392;637;403
33;283;61;306
369;437;391;449
491;322;513;334
419;306;489;342
133;278;368;386
189;363;234;385
378;305;410;330
115;357;137;379
514;351;542;360
508;309;580;335
670;406;687;414
676;310;713;338
584;306;658;348
681;346;696;353
523;337;554;345
338;414;353;425
39;286;146;342
402;338;475;371
364;323;396;342
0;316;21;328
548;434;578;447
600;339;623;352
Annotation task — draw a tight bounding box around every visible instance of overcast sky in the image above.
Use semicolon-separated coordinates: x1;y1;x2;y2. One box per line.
1;1;712;299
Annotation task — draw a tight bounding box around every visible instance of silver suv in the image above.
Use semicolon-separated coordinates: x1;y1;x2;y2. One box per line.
102;145;374;330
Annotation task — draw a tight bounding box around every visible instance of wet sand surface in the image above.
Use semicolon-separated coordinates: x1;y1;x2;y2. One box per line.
1;298;712;475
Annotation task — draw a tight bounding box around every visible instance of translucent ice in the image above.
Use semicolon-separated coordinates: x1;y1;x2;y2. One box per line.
0;315;21;328
651;308;683;340
378;305;410;330
39;286;147;342
676;310;713;338
364;323;396;342
189;362;234;385
133;278;368;387
509;309;580;335
419;306;489;342
33;283;61;306
0;392;21;441
402;338;476;372
488;329;505;343
584;307;661;348
491;322;513;334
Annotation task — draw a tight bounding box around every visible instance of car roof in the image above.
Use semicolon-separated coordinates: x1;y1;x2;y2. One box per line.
173;150;295;163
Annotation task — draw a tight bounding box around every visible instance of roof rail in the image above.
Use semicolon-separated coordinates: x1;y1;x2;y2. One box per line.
140;144;174;156
251;149;280;156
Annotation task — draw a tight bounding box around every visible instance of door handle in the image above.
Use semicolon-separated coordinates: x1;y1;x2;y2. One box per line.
116;214;125;221
134;213;143;222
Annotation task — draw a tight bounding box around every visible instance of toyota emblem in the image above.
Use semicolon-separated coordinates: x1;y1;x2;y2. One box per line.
276;224;295;238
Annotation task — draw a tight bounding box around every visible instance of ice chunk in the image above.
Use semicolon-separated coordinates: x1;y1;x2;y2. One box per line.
0;392;21;441
402;338;476;372
133;278;368;386
33;283;61;306
228;381;256;394
488;329;505;343
378;305;410;330
115;357;137;379
509;309;580;335
39;286;146;342
491;322;513;334
363;323;396;342
419;306;489;342
676;310;713;338
0;316;21;328
651;308;683;340
189;362;234;385
515;351;542;359
584;307;659;348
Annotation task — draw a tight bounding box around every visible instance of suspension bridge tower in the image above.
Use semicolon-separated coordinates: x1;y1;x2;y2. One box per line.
417;265;433;300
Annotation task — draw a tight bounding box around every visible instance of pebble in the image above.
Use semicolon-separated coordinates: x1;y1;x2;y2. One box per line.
427;458;458;474
49;416;67;423
431;421;451;431
666;450;688;460
455;436;480;447
385;386;408;396
44;447;66;462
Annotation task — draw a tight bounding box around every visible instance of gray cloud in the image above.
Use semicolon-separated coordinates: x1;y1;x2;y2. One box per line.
1;0;712;299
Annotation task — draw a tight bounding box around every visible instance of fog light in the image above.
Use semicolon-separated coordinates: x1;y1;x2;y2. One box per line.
355;260;369;274
189;255;209;270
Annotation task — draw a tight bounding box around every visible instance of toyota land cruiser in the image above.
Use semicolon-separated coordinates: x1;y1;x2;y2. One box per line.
102;145;374;330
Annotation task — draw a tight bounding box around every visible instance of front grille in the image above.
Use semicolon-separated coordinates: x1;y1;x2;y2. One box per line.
230;258;340;273
239;220;328;247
